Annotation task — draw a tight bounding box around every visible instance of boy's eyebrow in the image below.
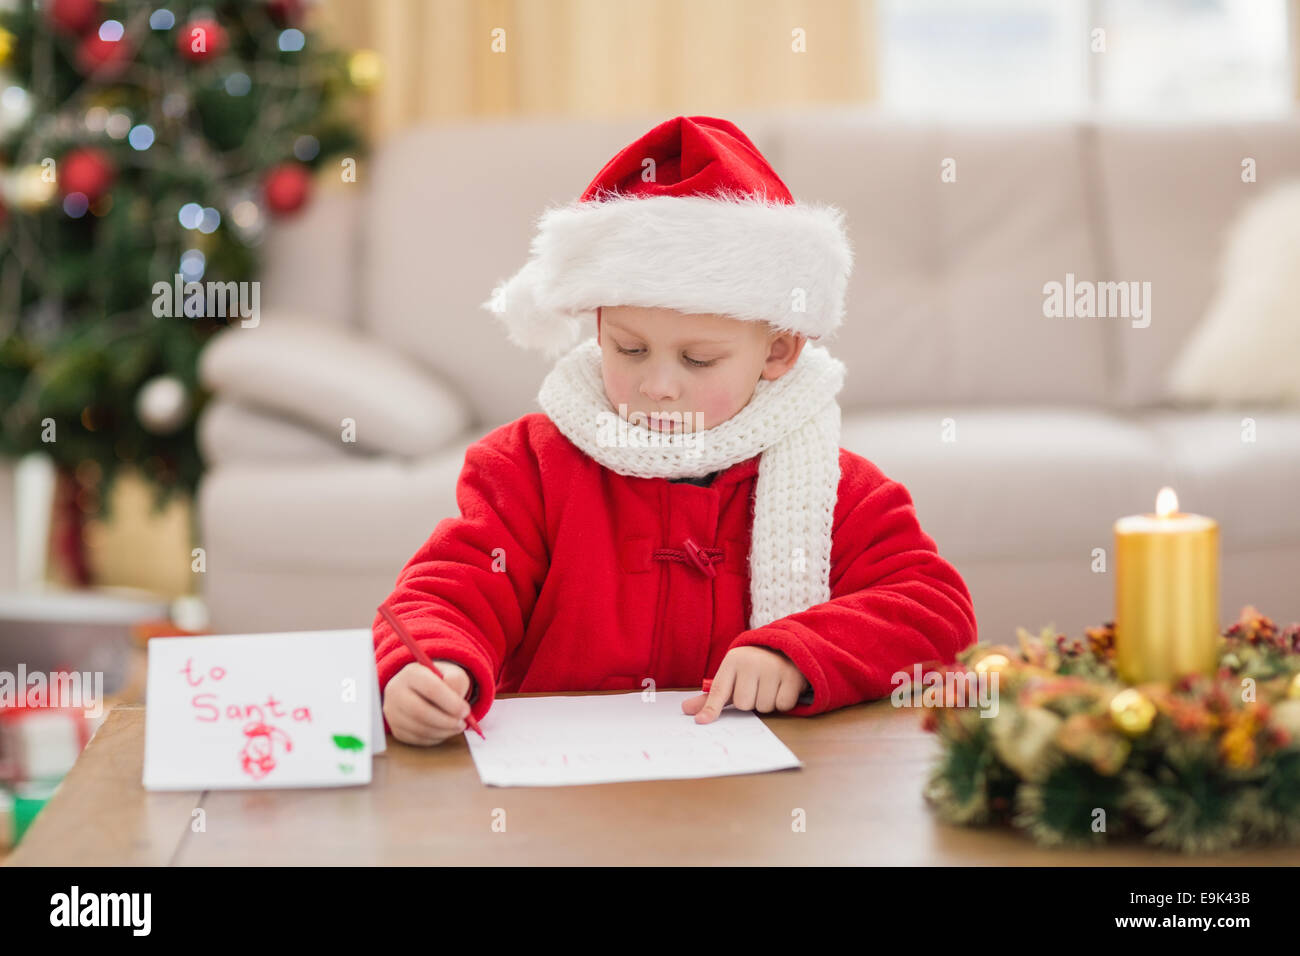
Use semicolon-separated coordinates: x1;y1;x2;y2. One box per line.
602;319;733;347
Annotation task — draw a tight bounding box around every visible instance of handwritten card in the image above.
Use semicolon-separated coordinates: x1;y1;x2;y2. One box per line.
465;691;802;787
143;629;385;791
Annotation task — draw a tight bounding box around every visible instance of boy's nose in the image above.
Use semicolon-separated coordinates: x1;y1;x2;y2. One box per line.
639;373;679;402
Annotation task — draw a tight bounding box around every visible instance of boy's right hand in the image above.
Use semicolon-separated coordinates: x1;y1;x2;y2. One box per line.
384;660;474;747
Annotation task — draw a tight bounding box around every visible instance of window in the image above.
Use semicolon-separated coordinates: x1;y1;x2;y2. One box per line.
877;0;1292;116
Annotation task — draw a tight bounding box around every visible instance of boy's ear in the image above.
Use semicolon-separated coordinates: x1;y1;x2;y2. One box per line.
761;332;806;380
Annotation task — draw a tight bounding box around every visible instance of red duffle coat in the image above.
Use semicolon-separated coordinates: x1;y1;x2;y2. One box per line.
373;412;977;730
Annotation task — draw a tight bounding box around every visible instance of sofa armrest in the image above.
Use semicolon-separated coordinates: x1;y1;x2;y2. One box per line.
197;399;366;467
199;316;472;458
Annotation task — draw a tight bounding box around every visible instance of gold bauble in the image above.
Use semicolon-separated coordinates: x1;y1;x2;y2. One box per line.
1110;688;1156;736
1287;673;1300;700
1270;699;1300;738
975;653;1011;675
13;164;57;210
0;27;15;66
1220;710;1261;770
348;49;382;90
990;706;1062;780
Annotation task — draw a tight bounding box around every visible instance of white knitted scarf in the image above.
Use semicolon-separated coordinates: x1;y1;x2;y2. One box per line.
537;337;847;629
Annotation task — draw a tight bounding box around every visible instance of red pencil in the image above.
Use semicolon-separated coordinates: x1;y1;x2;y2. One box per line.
378;603;485;739
702;678;713;692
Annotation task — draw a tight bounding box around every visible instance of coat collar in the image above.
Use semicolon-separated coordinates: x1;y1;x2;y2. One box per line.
705;454;760;488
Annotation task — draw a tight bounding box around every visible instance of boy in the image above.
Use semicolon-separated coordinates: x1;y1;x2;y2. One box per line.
375;116;977;746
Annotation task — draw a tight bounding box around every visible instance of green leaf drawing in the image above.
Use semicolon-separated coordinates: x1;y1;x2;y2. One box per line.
332;734;365;752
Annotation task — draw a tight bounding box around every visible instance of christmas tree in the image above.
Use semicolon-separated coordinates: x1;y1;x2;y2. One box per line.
0;0;370;517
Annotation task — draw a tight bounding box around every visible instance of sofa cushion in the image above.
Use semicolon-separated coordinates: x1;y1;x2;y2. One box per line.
840;407;1171;563
258;183;361;331
842;405;1300;566
198;437;477;574
774;114;1109;408
1135;410;1300;551
1094;120;1300;406
1167;180;1300;405
198;400;361;466
199;315;471;458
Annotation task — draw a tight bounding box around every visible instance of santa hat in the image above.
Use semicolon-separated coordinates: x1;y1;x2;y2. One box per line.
483;115;854;359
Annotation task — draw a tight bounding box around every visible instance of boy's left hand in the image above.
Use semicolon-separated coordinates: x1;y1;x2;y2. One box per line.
683;646;809;724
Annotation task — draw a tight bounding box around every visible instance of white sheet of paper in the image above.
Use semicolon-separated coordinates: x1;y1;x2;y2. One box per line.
143;628;385;791
464;691;802;786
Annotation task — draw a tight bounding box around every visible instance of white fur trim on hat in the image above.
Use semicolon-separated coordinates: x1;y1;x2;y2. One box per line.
483;189;853;358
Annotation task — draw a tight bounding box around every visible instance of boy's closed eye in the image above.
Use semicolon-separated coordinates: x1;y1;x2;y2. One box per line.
613;342;719;368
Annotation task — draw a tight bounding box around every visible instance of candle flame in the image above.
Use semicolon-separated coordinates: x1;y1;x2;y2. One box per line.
1155;486;1178;517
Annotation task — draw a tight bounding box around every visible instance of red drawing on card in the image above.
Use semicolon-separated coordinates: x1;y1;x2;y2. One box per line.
240;720;293;779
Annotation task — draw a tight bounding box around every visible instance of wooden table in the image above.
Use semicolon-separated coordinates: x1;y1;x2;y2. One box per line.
7;691;1299;865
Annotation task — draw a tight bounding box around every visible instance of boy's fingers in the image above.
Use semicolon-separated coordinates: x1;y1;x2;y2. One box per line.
407;664;470;717
695;668;735;723
732;672;758;712
403;690;467;730
412;703;466;733
394;721;439;747
431;660;471;696
390;715;441;747
395;707;465;743
681;693;707;715
775;677;802;712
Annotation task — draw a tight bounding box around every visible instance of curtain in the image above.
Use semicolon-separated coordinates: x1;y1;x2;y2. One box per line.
316;0;877;140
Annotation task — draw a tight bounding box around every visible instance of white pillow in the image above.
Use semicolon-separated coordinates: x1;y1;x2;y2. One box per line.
1167;181;1300;405
197;399;356;466
199;315;472;457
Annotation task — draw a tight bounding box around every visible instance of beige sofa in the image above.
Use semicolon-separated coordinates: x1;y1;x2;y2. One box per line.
196;109;1300;643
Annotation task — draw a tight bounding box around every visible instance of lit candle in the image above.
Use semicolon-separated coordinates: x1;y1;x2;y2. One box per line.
1113;487;1219;684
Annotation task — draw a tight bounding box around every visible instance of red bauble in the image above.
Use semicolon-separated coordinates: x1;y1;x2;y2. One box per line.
262;163;313;216
266;0;305;27
46;0;100;35
177;18;227;62
59;147;116;203
76;33;134;79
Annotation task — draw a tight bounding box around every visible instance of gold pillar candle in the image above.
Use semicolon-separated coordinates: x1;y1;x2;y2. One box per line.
1114;487;1219;684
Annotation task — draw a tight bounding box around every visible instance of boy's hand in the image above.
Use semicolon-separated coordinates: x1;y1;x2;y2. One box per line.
682;646;809;724
384;660;474;747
